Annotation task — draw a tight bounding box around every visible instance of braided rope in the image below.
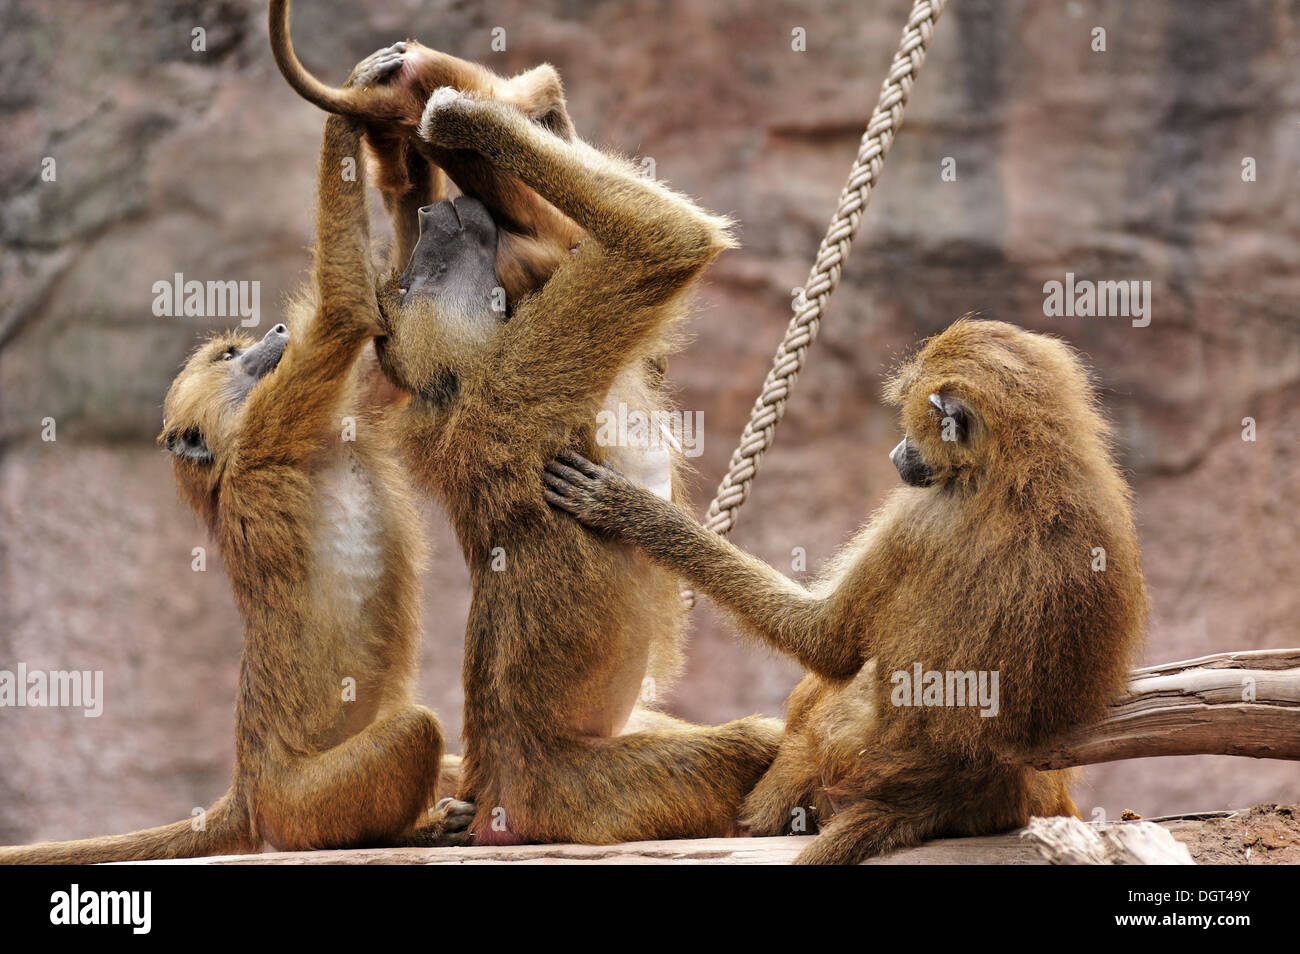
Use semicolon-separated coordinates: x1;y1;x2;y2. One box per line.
683;0;946;608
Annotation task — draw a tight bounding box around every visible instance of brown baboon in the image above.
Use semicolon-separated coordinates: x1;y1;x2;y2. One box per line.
368;85;783;845
271;0;672;396
0;52;470;864
269;0;583;303
544;318;1148;864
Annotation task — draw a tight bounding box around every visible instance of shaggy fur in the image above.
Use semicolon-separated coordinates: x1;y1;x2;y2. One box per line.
545;318;1148;864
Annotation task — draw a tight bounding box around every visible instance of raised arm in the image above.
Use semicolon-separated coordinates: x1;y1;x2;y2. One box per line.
417;89;733;409
544;452;865;681
419;89;732;266
235;54;407;469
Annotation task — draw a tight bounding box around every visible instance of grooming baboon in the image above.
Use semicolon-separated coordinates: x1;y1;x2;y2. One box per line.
366;84;782;844
545;318;1147;864
0;53;470;864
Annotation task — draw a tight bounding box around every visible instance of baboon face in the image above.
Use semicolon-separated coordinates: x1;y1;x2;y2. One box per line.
885;318;1098;489
159;323;290;464
376;195;502;405
888;389;969;488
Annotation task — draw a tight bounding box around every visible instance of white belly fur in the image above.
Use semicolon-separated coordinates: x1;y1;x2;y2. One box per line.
598;390;674;501
311;452;384;628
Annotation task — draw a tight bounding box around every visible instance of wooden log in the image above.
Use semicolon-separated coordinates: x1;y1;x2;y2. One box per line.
138;833;1050;866
1020;816;1194;865
1023;649;1300;770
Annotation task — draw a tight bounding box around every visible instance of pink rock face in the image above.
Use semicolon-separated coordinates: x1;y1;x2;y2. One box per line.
1;0;1297;847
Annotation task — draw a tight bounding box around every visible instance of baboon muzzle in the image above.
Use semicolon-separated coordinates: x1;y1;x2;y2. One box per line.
400;196;499;298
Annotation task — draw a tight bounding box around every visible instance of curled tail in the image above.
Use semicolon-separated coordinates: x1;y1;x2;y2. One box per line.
267;0;404;120
0;790;257;865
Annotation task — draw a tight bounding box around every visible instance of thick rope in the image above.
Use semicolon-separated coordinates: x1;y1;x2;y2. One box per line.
683;0;947;608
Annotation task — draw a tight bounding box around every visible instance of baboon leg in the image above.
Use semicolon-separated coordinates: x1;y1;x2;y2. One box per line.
740;734;822;836
379;139;447;274
474;717;782;845
257;704;447;851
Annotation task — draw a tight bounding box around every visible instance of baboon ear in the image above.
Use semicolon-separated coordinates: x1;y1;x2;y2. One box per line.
164;426;213;464
928;393;969;441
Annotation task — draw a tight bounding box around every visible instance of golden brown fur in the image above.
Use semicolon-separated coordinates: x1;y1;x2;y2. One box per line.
0;57;469;864
545;318;1147;863
269;0;583;303
366;82;783;844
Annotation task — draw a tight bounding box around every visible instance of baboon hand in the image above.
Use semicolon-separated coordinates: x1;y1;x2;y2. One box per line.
345;41;407;90
543;450;637;529
418;86;491;150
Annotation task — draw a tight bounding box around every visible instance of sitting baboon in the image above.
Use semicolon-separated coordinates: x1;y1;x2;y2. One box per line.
0;50;469;864
545;318;1147;864
362;84;784;845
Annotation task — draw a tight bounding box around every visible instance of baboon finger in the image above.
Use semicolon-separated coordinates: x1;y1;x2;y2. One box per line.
555;449;607;479
542;470;578;496
438;799;477;831
543;488;579;513
546;461;590;489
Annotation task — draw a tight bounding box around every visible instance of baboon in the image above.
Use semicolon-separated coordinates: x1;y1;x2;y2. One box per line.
364;84;783;845
269;0;583;303
0;51;470;864
544;318;1147;864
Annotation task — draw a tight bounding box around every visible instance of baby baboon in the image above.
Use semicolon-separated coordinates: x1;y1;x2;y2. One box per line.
269;0;582;301
545;318;1147;864
272;2;674;389
371;86;782;844
0;55;470;865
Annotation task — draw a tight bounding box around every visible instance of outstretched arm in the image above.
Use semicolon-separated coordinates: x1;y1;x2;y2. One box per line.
544;452;864;681
237;50;405;469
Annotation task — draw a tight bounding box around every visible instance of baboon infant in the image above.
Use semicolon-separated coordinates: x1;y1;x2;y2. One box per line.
546;319;1147;864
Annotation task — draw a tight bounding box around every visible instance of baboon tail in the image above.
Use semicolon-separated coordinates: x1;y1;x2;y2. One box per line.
794;801;927;866
0;790;257;865
268;0;402;120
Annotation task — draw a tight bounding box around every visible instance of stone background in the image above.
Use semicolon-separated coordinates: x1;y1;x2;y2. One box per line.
1;0;1296;844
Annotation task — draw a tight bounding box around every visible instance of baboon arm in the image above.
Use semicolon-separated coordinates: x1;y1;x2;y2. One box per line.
545;453;865;681
379;140;446;275
419;93;731;408
236;115;377;471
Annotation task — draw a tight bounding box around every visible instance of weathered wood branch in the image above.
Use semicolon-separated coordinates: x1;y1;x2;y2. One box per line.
1020;816;1194;865
1024;649;1300;770
150;805;1298;865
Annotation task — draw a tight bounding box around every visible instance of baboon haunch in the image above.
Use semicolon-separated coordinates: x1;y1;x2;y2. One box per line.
371;86;782;844
545;318;1147;864
0;52;469;865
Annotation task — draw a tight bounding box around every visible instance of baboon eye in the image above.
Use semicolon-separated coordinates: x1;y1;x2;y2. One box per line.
218;345;238;362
